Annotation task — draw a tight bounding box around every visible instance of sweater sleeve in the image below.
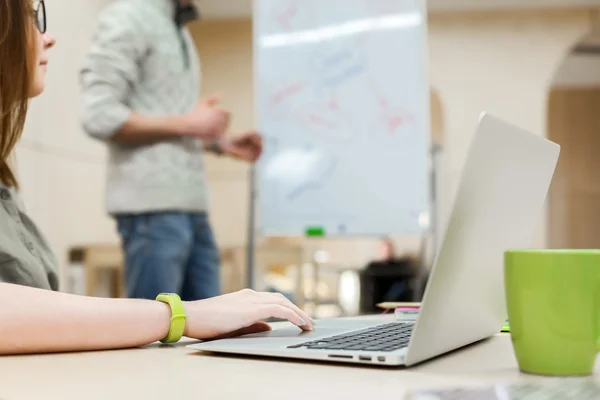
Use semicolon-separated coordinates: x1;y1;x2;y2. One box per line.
79;3;149;141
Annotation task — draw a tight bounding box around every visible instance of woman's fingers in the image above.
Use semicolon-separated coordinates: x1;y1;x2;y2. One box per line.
237;289;315;330
263;292;315;329
254;304;312;331
249;291;315;329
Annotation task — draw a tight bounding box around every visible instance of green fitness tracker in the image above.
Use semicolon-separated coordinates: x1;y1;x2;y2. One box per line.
155;293;187;343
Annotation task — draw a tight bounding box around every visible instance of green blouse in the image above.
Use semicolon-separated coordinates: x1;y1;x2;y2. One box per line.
0;182;59;290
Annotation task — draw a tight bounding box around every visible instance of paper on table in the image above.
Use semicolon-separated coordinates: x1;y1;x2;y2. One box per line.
377;302;421;310
405;378;600;399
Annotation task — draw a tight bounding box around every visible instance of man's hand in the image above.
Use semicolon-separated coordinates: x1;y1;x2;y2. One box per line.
181;95;230;139
218;130;263;163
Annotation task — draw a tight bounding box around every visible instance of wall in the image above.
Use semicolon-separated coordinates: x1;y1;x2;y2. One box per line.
429;9;588;251
554;54;600;87
547;87;600;248
197;0;600;19
189;21;254;250
190;9;591;269
14;5;593;286
16;0;118;285
190;20;446;268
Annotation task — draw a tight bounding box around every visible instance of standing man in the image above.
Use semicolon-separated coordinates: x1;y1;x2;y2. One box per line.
80;0;262;301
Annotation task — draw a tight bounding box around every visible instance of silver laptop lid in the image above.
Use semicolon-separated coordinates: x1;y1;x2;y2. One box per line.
405;113;560;366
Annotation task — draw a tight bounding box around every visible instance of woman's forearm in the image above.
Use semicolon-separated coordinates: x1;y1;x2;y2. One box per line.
0;283;170;354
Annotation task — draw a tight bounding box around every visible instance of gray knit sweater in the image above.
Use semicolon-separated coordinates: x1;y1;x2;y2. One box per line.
80;0;209;215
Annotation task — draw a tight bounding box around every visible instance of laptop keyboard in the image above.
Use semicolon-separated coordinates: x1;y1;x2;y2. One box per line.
287;322;414;352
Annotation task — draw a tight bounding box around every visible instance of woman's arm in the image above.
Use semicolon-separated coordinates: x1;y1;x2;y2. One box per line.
0;284;314;355
0;283;170;354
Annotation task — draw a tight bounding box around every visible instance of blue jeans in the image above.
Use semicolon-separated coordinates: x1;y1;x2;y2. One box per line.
116;212;221;301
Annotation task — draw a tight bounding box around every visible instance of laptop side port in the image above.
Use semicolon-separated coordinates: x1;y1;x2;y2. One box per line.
358;355;372;361
377;356;386;362
328;354;353;359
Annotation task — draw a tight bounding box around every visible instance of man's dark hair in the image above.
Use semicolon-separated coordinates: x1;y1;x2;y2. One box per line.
174;0;200;26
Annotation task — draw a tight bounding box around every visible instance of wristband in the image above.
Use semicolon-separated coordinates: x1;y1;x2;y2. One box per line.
209;139;224;155
155;293;187;343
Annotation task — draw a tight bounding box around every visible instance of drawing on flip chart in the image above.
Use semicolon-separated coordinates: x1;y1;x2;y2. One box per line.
270;0;314;31
260;5;418;209
369;80;416;135
287;153;337;201
261;145;339;203
309;44;368;96
295;93;360;140
256;0;429;235
261;37;417;148
263;136;279;154
271;0;299;30
261;79;306;122
270;81;305;105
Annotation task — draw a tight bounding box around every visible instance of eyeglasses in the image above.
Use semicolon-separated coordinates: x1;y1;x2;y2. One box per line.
33;0;46;34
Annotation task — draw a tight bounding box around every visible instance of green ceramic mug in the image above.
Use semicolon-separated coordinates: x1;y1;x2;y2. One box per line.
505;250;600;376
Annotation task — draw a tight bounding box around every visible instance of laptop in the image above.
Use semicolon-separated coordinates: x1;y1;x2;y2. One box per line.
188;113;560;367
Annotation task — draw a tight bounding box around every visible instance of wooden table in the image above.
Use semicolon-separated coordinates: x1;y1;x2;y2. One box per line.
1;317;597;400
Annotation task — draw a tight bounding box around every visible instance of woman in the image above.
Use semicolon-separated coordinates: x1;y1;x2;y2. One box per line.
0;0;313;355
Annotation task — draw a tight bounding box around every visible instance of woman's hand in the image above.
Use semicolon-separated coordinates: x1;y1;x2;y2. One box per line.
183;289;315;340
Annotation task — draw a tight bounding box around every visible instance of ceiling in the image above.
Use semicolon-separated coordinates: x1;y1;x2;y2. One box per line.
197;0;600;19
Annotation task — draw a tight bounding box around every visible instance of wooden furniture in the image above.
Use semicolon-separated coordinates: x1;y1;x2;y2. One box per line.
69;245;125;298
220;242;305;302
0;315;594;400
220;241;353;313
221;242;366;315
548;88;600;249
70;242;306;299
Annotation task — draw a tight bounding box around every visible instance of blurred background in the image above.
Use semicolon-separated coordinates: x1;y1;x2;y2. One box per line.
17;0;600;318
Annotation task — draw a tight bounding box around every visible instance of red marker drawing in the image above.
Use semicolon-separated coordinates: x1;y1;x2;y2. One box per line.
310;114;336;130
275;1;298;29
328;94;339;111
271;82;305;105
369;79;414;133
